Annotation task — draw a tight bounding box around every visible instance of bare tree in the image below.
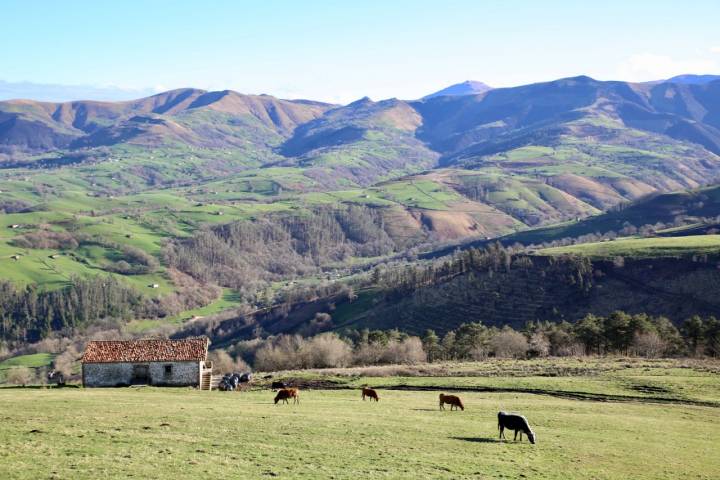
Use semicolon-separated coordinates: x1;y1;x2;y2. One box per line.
380;337;427;364
209;350;250;374
300;333;352;368
632;332;666;358
491;329;529;359
6;366;33;386
528;332;550;357
54;346;80;378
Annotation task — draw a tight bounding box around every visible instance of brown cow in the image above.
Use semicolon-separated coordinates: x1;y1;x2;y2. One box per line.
362;387;379;402
439;393;464;411
274;388;300;405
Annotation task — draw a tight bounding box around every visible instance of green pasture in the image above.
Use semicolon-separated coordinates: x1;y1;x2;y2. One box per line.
538;235;720;259
0;367;718;479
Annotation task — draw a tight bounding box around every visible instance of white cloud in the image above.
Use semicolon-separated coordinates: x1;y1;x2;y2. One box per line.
711;46;720;54
616;53;719;82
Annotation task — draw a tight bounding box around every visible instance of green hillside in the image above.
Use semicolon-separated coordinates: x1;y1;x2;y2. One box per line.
538;235;720;259
501;183;720;245
3;76;720;342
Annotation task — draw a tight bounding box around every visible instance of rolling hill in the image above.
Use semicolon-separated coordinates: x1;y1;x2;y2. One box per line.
500;183;720;246
3;75;720;342
666;74;720;85
0;89;332;156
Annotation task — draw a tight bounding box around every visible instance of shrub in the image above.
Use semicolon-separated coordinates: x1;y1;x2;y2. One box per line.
528;332;550;358
555;342;585;357
254;335;304;371
209;350;250;374
491;329;529;359
11;229;78;250
300;333;352;368
6;366;33;386
54;346;80;378
300;312;334;336
379;337;427;364
632;332;666;358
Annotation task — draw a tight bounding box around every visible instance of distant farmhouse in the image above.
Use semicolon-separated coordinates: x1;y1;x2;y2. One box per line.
81;337;212;389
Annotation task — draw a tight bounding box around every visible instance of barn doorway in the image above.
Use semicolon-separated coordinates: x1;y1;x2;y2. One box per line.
132;364;150;385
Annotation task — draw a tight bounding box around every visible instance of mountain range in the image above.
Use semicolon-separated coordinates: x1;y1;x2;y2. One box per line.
3;74;720;340
1;75;720;266
3;75;720;218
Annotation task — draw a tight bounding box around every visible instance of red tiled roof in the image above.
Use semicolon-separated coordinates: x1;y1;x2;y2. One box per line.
82;337;209;363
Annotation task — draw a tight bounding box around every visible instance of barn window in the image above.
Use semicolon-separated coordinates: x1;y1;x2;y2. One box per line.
164;365;173;375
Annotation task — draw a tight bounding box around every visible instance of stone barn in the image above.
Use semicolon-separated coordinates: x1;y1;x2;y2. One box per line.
81;337;211;388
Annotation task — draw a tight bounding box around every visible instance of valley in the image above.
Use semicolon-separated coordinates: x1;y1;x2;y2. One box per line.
4;5;720;480
2;75;720;345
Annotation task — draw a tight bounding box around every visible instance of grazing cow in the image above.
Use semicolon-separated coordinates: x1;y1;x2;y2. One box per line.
271;381;287;390
439;393;464;411
362;387;379;402
47;371;65;387
498;411;535;444
274;388;300;405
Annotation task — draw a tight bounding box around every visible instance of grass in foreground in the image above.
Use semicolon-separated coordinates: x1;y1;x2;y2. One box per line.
1;368;719;479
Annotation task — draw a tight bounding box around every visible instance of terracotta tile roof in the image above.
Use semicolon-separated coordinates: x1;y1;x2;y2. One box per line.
82;337;209;363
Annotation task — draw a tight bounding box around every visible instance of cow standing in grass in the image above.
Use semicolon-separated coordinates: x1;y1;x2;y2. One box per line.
362;387;379;402
498;411;535;444
439;393;464;411
47;371;65;387
274;388;300;405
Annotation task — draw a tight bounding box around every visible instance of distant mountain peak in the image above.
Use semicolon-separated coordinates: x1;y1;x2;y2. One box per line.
560;75;596;83
423;80;492;99
346;96;374;107
665;74;720;85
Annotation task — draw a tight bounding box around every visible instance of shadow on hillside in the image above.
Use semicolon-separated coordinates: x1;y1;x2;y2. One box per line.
450;436;497;444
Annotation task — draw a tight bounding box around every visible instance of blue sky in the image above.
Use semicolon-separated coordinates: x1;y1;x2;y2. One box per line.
1;0;719;103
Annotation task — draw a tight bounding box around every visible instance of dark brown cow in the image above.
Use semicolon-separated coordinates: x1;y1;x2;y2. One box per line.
439;393;464;411
362;387;379;402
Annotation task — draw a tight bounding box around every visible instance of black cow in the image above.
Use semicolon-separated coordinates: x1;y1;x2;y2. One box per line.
271;381;286;390
498;411;535;444
47;371;65;387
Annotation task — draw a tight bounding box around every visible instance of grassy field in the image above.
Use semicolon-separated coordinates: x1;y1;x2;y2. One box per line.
0;353;55;382
537;235;720;259
1;359;718;479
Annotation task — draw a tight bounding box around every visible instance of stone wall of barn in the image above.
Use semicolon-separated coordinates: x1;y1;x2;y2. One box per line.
83;361;202;387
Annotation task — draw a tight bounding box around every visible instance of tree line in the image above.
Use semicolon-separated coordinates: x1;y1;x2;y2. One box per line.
420;312;720;361
0;270;219;344
3;309;718;386
164;204;407;293
371;242;594;295
0;276;144;343
212;310;720;373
